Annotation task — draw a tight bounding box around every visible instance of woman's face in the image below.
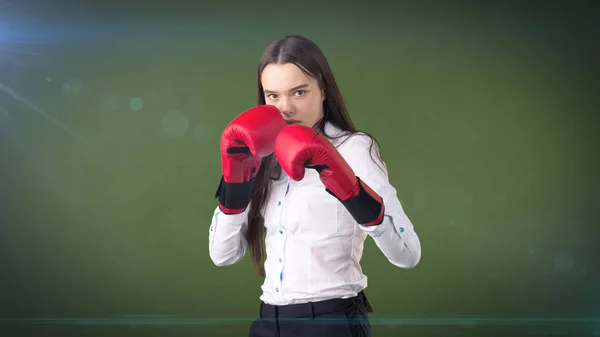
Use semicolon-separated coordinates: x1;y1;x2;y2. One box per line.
261;62;325;128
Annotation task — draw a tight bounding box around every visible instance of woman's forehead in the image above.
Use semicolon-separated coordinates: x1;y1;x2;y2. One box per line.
261;63;317;91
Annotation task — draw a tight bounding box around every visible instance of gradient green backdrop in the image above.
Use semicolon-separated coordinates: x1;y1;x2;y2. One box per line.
1;2;598;336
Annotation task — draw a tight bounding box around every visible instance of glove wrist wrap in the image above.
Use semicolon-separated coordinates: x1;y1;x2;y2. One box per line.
326;177;385;226
215;176;254;214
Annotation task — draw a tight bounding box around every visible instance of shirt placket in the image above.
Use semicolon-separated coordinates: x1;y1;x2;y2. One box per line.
273;178;291;298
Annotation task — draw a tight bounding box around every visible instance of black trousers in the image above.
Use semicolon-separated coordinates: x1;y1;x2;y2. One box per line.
248;291;372;337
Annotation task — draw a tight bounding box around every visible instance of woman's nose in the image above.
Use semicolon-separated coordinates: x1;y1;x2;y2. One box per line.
277;98;294;116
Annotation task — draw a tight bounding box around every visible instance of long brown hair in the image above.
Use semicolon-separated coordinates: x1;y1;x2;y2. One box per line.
247;35;385;277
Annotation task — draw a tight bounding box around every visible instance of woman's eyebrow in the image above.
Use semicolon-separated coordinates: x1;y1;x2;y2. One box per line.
264;84;309;94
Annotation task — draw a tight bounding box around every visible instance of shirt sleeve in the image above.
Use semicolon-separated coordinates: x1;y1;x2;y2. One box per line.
208;205;249;266
338;134;422;269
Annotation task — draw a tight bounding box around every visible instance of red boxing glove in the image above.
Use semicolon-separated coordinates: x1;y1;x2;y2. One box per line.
274;124;384;226
215;105;286;214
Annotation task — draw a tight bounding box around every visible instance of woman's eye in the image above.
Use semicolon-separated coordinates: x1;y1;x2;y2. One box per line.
294;90;305;97
267;94;277;100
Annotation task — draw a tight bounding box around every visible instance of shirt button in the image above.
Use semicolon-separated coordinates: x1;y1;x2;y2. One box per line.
277;201;281;206
279;258;282;262
276;287;279;292
279;230;283;234
399;227;405;233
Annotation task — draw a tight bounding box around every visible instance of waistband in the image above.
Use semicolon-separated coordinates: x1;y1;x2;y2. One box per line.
260;290;373;319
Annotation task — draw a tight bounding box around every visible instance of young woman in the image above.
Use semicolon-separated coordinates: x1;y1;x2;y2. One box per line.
209;35;422;337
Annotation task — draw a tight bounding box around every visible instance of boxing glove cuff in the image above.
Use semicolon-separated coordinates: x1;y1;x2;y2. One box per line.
215;176;255;214
326;177;385;226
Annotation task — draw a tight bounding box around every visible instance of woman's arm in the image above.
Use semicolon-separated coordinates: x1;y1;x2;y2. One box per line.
209;105;286;267
339;134;422;269
208;206;249;266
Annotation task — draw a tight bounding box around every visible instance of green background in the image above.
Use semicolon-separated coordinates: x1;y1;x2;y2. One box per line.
1;2;598;336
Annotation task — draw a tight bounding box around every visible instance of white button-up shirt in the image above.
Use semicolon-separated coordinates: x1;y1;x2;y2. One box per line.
208;122;421;305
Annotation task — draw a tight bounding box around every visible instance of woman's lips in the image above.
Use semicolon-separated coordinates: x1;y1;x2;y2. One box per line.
285;120;300;125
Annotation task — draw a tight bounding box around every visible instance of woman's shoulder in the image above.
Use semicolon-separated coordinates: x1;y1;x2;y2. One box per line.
324;123;376;150
323;123;386;172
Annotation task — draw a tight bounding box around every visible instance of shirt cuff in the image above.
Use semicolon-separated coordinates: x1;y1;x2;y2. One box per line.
215;207;250;226
358;215;393;237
